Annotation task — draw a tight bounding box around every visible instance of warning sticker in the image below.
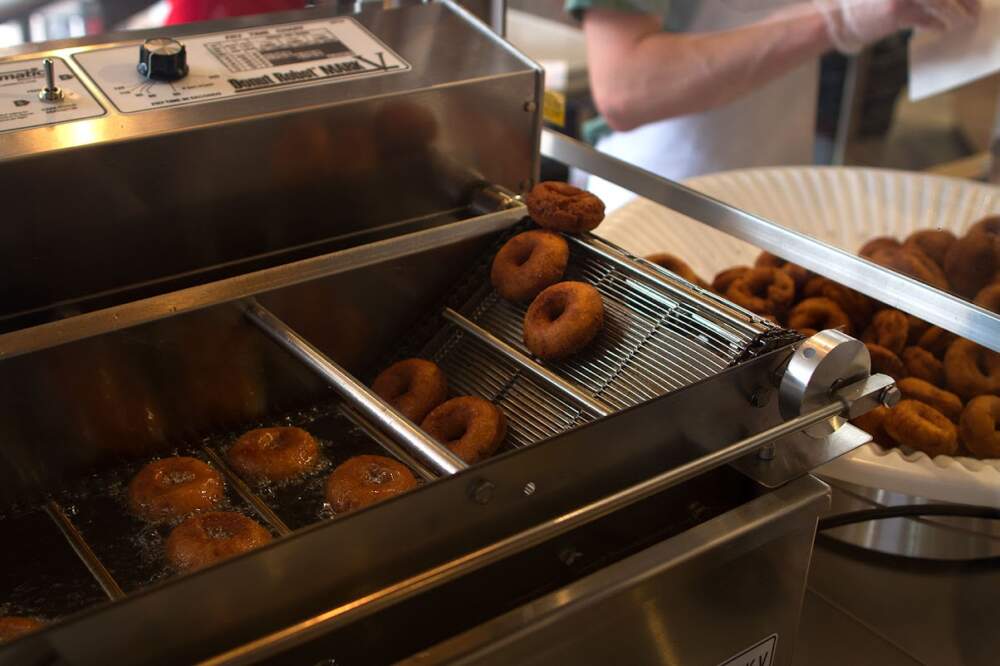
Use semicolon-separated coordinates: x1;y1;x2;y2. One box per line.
0;58;105;133
73;17;410;114
718;634;777;666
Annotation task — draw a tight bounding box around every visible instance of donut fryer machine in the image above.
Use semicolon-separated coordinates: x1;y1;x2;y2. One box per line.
0;3;897;665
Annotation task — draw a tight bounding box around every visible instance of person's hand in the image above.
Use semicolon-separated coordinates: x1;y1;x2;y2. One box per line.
815;0;981;53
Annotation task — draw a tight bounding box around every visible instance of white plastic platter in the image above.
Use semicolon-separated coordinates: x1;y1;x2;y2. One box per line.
598;166;1000;507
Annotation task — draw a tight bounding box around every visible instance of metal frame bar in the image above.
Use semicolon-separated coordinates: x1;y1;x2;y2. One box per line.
572;234;767;336
45;500;126;601
339;406;439;482
201;447;293;536
442;308;613;417
243;300;469;476
540;129;1000;351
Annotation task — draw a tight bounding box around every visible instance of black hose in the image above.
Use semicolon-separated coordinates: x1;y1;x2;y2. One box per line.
818;504;1000;531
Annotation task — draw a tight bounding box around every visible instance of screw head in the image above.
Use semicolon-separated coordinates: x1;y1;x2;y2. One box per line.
470;479;495;505
880;386;902;408
558;547;583;566
750;389;771;408
523;100;537;112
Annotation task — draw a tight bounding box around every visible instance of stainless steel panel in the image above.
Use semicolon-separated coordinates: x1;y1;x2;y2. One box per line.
807;531;1000;666
0;206;523;359
0;5;536;157
451;0;508;36
821;477;1000;560
0;4;541;329
404;475;829;666
541;129;1000;352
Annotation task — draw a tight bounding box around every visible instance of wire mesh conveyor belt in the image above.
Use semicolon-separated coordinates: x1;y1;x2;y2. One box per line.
419;233;777;451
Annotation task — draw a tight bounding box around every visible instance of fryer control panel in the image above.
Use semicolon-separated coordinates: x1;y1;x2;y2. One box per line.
0;58;104;132
73;17;410;114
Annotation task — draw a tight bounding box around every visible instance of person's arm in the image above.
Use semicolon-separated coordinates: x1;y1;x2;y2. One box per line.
584;6;834;132
584;0;980;132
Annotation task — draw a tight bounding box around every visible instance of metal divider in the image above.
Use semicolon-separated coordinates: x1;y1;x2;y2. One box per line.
338;406;439;482
441;308;612;418
201;447;293;536
45;501;126;601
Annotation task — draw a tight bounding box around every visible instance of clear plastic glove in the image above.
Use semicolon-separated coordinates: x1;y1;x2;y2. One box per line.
814;0;982;53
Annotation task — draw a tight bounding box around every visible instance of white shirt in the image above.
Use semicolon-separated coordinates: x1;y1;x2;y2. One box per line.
584;1;819;211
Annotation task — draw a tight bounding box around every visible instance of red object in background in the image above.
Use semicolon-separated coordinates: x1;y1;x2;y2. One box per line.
166;0;304;25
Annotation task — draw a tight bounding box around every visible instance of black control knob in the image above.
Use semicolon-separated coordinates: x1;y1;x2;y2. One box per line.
137;38;188;81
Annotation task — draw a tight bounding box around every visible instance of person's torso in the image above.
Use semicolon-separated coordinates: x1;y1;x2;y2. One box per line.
593;0;818;191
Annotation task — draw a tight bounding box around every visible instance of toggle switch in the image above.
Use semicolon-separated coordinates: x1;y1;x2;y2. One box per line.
38;58;64;103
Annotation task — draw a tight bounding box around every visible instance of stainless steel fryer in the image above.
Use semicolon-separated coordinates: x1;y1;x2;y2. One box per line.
0;3;895;664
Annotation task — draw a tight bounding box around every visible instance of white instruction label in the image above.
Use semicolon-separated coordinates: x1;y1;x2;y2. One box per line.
74;17;410;114
718;634;777;666
0;58;105;132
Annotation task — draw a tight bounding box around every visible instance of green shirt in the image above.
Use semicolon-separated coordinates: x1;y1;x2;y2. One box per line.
565;0;699;32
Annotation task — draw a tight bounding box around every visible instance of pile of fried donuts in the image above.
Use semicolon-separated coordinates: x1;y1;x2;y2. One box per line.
490;182;607;361
647;214;999;460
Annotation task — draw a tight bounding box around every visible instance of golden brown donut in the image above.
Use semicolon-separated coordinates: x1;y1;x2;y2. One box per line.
884;400;958;457
646;253;709;289
324;455;417;514
851;405;891;446
862;309;909;355
787;297;851;336
902;346;945;386
725;267;795;318
943;230;998;297
165;511;271;572
916;326;957;359
525;182;605;233
421;396;507;464
969;215;1000;238
859;236;901;258
897;377;963;422
711;266;750;294
867;343;906;380
754;251;810;291
227;427;321;484
491;230;570;302
870;247;950;291
0;617;43;643
903;229;956;268
944;338;1000;400
128;457;225;523
523;281;605;361
905;315;931;346
372;359;449;423
959;395;1000;458
974;283;1000;314
803;277;874;331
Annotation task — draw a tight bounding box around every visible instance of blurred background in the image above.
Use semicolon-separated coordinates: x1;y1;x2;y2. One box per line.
1;0;996;180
